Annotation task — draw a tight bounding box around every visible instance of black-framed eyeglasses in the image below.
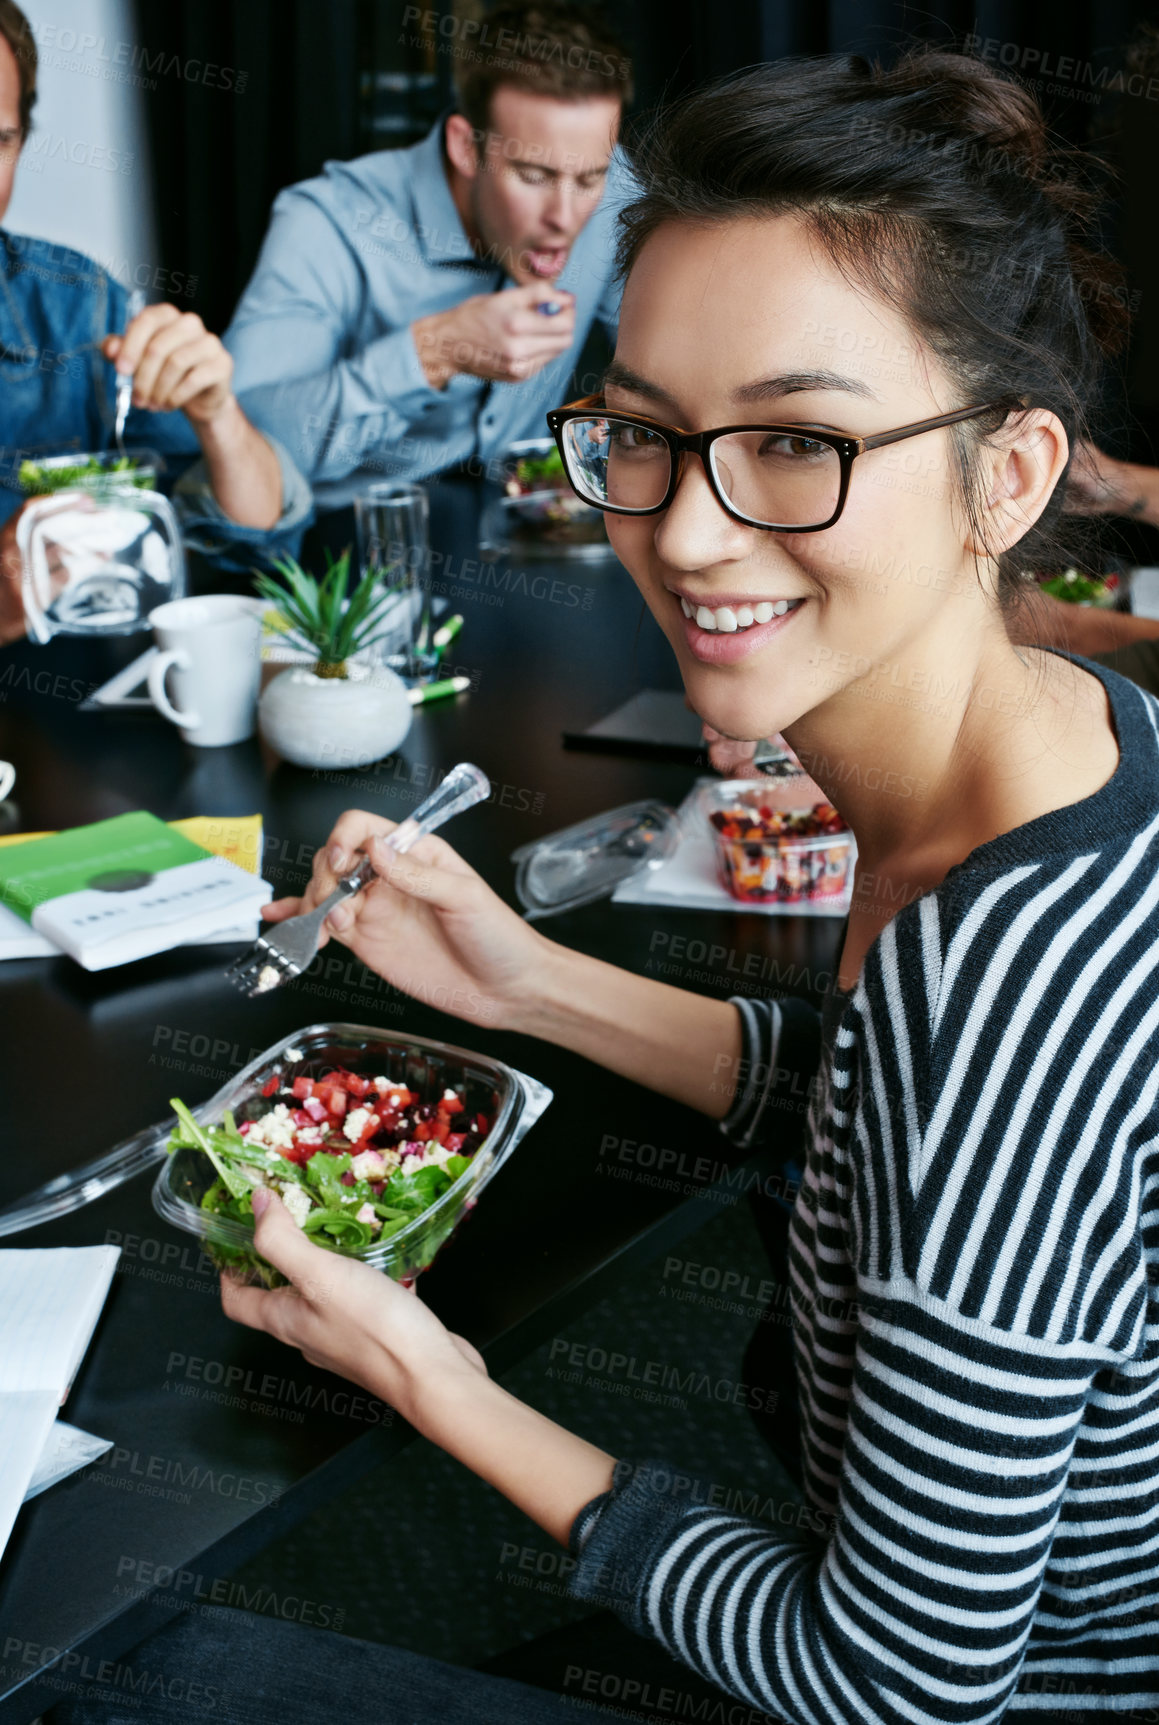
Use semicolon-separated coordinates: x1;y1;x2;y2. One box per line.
545;393;1010;532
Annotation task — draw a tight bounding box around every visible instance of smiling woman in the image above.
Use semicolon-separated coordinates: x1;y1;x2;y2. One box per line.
52;46;1159;1725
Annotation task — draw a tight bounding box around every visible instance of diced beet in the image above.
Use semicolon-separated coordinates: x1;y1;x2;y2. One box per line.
303;1096;328;1123
238;1121;251;1136
292;1077;314;1100
446;1132;467;1152
340;1170;355;1186
369;1180;385;1196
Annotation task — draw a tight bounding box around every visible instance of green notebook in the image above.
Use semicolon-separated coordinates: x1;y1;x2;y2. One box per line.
0;812;270;970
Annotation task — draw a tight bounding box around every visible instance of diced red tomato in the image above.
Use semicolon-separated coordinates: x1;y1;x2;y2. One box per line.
413;1118;450;1145
375;1105;400;1129
261;1076;279;1097
475;1112;489;1134
278;1143;307;1165
445;1133;467;1153
317;1085;347;1117
291;1109;313;1127
292;1077;314;1100
342;1073;371;1099
438;1094;464;1116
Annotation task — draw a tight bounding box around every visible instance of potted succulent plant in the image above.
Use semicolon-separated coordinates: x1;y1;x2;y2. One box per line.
255;550;413;770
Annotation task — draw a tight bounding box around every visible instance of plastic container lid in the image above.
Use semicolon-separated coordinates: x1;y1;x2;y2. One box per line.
0;1021;551;1247
511;799;680;918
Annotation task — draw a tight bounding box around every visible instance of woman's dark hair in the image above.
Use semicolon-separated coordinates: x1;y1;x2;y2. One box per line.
618;50;1128;607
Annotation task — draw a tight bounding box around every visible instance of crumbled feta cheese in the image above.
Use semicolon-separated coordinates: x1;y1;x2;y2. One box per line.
350;1149;386;1180
296;1127;323;1146
245;1104;297;1150
355;1202;380;1230
343;1107;373;1143
283;1047;303;1062
372;1076;391;1095
279;1184;312;1228
442;1088;459;1103
418;1143;458;1171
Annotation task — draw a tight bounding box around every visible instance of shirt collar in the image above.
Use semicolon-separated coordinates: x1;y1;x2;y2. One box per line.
410;115;492;269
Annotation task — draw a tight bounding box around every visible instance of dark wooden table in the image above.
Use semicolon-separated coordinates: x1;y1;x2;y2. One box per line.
0;477;840;1722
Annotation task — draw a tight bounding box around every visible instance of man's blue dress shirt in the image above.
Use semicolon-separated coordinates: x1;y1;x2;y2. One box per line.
226;118;633;503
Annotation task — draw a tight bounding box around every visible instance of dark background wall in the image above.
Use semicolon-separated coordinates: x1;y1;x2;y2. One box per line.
131;0;1159;457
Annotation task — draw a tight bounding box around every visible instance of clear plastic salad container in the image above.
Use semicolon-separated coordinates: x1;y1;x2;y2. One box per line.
16;455;184;643
151;1023;552;1284
701;779;853;905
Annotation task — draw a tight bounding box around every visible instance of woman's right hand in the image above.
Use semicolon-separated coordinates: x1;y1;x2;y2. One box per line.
261;810;552;1032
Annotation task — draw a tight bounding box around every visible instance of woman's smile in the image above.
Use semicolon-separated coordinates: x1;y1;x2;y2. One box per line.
668;586;808;662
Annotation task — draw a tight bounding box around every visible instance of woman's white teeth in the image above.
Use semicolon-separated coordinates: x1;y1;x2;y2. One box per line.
687;598;799;632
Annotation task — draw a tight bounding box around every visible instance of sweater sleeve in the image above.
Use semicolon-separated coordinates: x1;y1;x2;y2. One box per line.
569;1295;1115;1725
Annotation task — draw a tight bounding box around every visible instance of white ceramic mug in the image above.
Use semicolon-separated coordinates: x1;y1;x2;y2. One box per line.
147;595;261;748
0;761;14;802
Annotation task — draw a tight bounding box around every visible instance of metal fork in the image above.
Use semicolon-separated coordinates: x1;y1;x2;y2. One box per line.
113;288;146;456
226;762;491;997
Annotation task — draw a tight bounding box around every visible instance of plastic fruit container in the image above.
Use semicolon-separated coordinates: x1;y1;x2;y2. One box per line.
702;779;853;905
152;1023;551;1285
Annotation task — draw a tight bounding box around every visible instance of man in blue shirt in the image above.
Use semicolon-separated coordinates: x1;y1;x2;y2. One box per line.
226;2;634;504
0;0;311;643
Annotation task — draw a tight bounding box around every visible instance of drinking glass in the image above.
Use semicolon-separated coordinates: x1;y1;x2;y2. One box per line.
353;481;438;679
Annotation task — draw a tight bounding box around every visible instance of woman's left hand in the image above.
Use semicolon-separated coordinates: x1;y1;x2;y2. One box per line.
220;1189;487;1423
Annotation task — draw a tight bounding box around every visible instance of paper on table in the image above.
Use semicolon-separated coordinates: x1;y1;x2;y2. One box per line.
0;1245;120;1394
24;1421;113;1501
0;1391;60;1560
612;781;854;919
0;1246;119;1563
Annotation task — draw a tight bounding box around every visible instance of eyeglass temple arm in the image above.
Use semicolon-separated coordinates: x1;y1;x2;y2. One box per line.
857;401;1010;454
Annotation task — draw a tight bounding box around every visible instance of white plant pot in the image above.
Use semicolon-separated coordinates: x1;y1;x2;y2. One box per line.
259;664;412;770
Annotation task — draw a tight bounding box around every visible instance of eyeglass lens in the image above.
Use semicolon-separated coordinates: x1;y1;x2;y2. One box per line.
559;415;843;527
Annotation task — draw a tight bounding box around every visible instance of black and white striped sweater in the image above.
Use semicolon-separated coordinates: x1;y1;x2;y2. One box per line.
570;657;1159;1722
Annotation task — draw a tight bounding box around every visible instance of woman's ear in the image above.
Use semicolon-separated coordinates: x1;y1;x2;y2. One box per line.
969;409;1069;558
444;113;482;183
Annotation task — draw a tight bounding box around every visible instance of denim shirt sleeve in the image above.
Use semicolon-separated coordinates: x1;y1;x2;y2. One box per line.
171;434;313;569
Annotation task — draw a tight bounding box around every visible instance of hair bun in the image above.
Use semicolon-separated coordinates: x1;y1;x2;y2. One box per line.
880;49;1049;177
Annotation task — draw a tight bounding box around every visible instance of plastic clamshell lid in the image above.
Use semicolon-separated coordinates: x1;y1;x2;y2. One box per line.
511;799;680;918
0;1022;551;1242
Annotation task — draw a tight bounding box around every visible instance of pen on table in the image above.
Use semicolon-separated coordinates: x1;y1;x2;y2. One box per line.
408;675;470;706
432;613;463;654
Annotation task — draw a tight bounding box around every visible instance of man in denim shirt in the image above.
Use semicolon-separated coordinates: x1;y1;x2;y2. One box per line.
226;2;634;506
0;0;311;644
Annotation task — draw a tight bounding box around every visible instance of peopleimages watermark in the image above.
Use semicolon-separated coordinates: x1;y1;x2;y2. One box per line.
114;1556;345;1630
0;1636;224;1711
547;1338;780;1414
165;1351;394;1427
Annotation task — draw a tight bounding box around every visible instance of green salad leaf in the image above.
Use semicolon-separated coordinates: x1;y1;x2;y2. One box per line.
19;456;148;495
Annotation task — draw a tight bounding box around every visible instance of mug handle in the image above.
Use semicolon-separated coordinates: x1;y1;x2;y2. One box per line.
0;761;14;802
148;648;201;729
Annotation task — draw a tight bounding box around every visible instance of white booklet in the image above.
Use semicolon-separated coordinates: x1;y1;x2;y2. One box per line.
0;1245;119;1563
